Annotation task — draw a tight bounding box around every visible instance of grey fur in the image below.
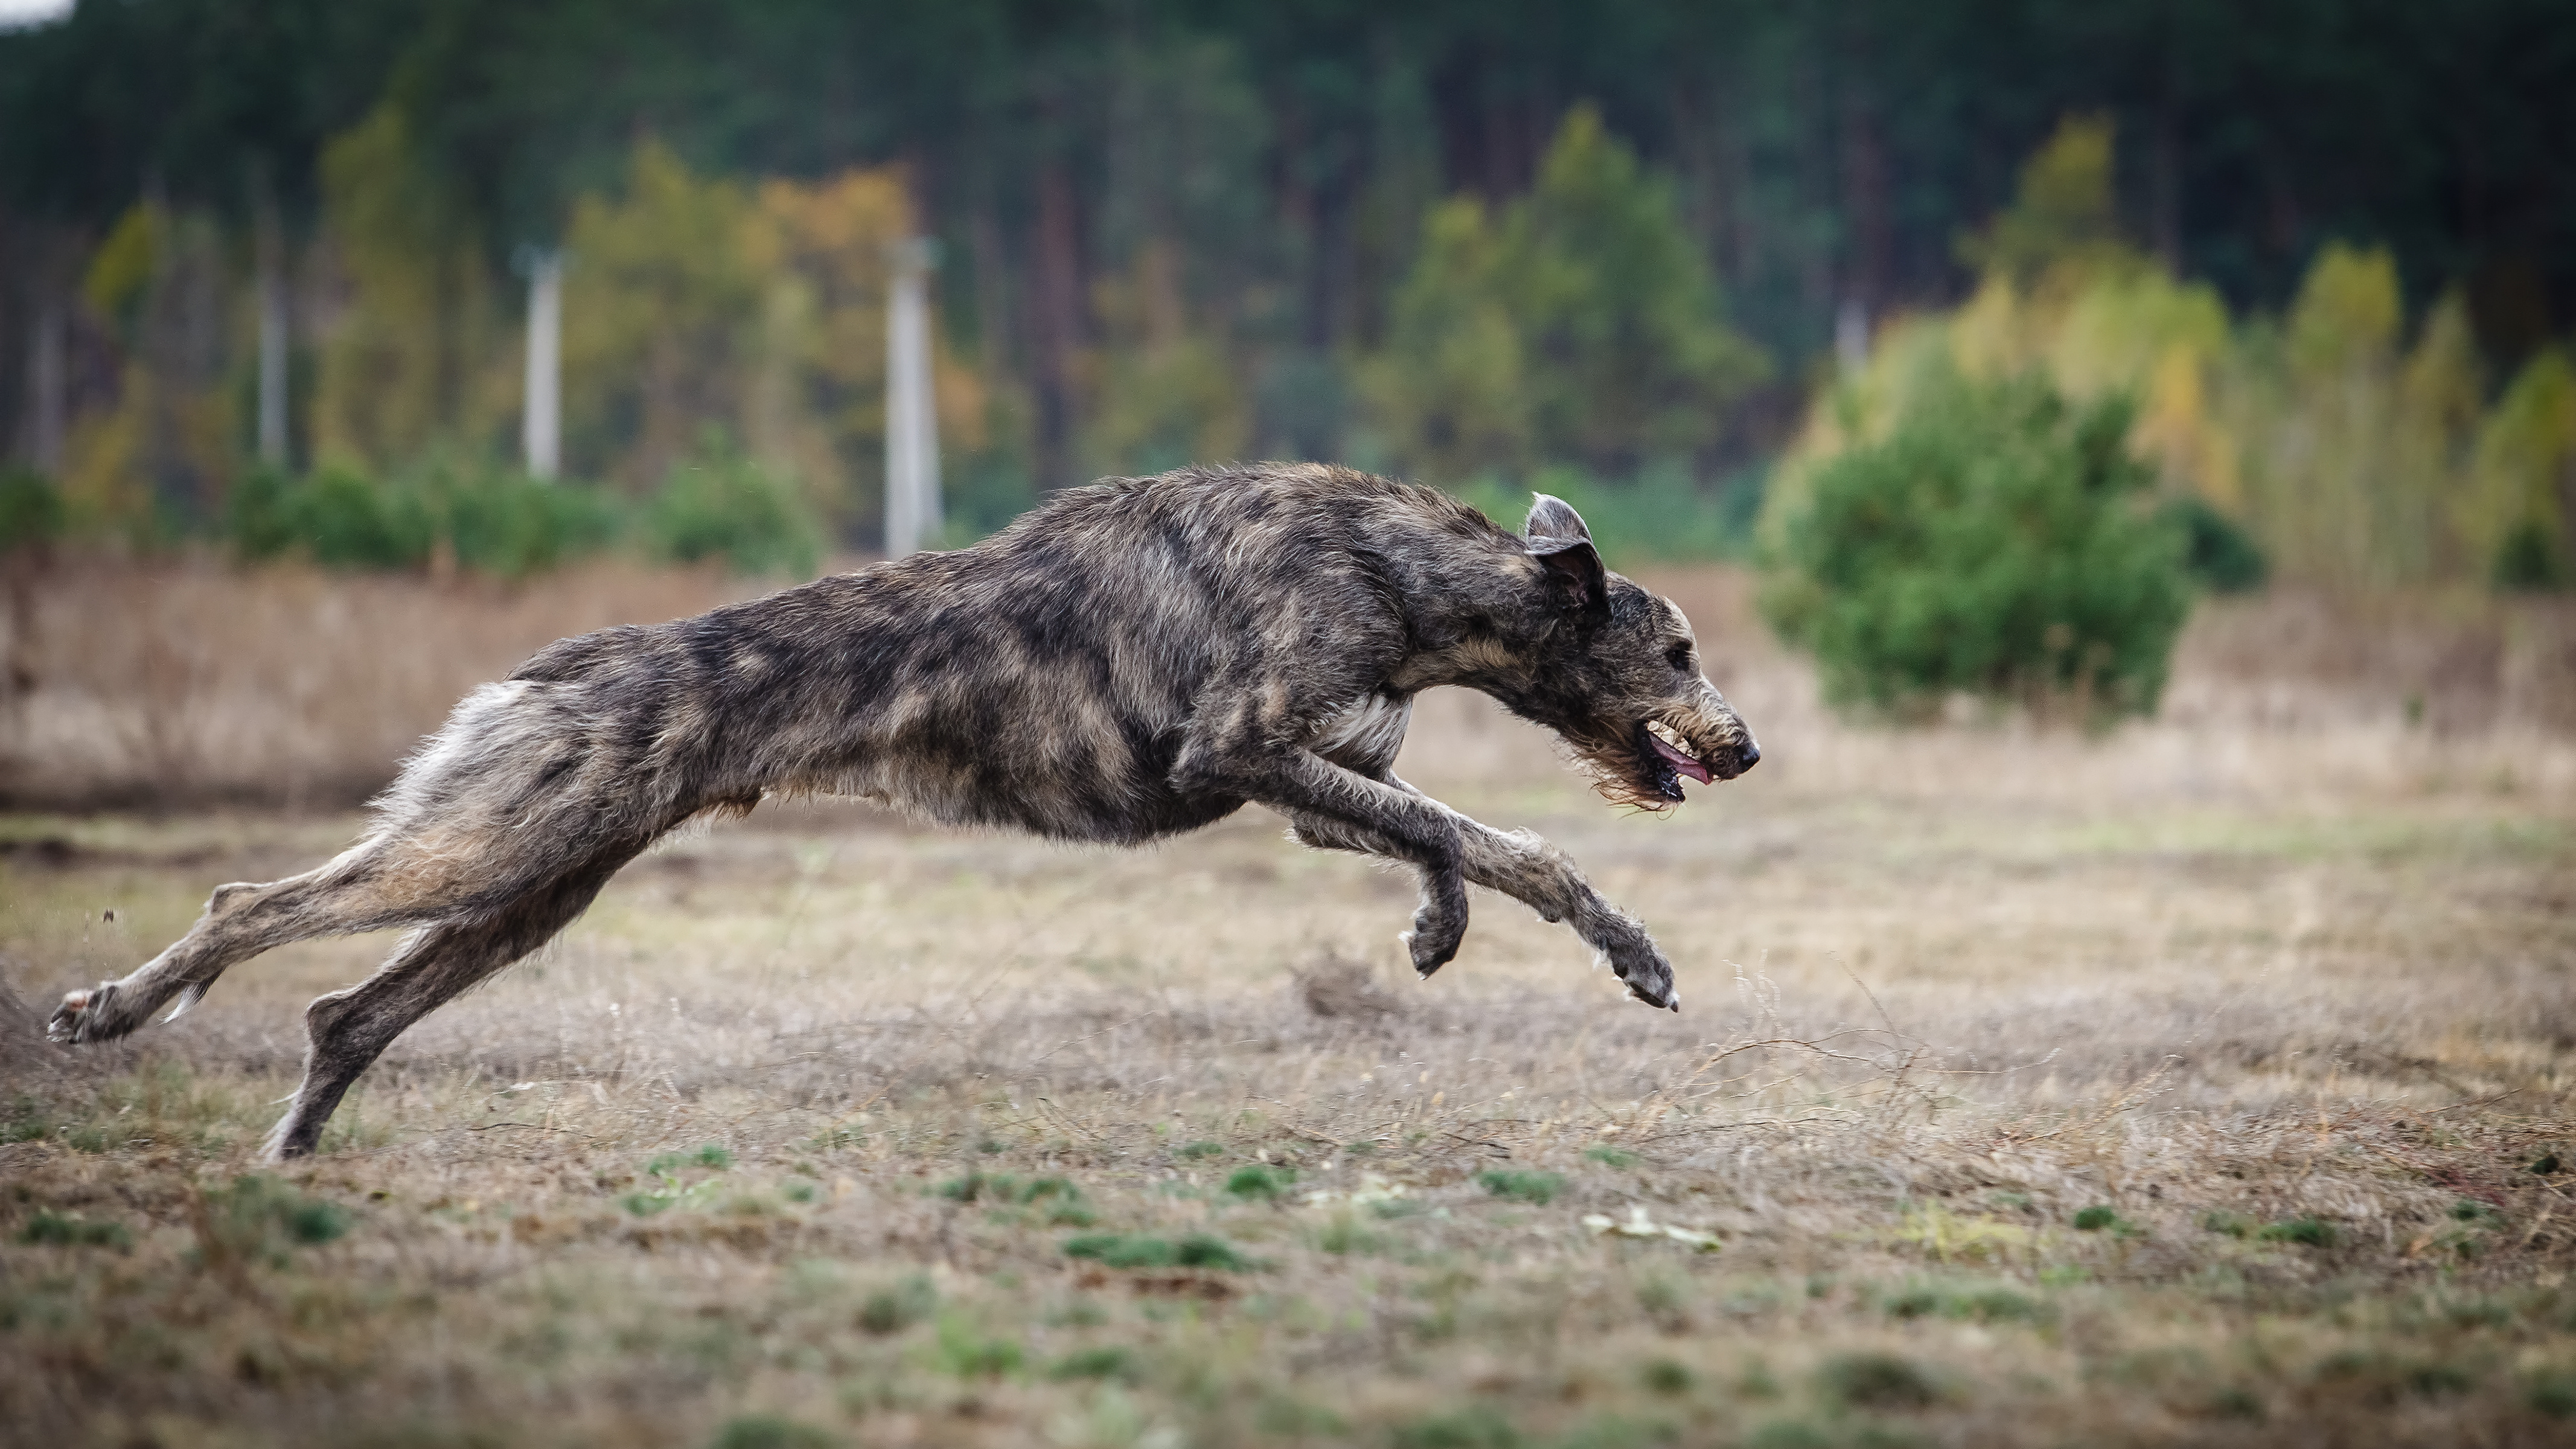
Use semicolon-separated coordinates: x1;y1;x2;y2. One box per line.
46;464;1757;1160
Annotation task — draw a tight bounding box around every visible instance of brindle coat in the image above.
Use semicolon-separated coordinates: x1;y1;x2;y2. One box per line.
48;464;1758;1159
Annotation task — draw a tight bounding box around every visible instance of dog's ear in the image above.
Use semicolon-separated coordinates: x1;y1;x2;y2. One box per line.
1525;493;1608;623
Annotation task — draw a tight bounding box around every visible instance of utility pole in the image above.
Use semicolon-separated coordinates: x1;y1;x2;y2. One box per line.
520;248;563;480
1836;296;1870;377
883;238;941;556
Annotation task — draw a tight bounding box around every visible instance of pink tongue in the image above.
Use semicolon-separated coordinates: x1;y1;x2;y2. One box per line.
1649;731;1712;784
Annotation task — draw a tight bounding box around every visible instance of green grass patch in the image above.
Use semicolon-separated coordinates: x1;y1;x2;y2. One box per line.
645;1143;733;1176
932;1313;1023;1378
1224;1164;1296;1200
194;1176;350;1268
16;1209;132;1249
857;1275;937;1335
1178;1140;1226;1160
1390;1404;1521;1449
1;1096;56;1145
1584;1144;1638;1169
1881;1279;2048;1325
2256;1217;2338;1248
1475;1169;1565;1205
707;1416;839;1449
1062;1232;1254;1271
1641;1357;1694;1395
1317;1215;1389;1255
938;1171;1093;1224
2530;1369;2576;1418
1047;1345;1142;1383
2073;1204;2145;1237
1816;1351;1943;1410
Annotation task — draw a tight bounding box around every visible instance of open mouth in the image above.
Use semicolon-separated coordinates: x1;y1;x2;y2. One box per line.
1640;720;1713;800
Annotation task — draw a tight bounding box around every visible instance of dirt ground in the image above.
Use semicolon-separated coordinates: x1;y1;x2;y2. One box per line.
4;568;2575;1448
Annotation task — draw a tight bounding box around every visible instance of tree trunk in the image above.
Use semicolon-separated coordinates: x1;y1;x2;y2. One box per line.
255;193;290;467
1030;160;1085;492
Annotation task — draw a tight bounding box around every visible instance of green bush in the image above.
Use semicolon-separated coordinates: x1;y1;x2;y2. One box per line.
0;467;64;552
641;438;823;577
1764;365;2193;723
296;466;435;570
2494;519;2570;592
227;464;438;570
2161;494;2269;593
428;465;622;578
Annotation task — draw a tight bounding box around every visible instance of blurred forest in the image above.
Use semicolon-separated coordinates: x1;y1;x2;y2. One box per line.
1;0;2572;584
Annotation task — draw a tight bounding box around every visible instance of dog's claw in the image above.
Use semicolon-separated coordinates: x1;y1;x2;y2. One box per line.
1622;977;1680;1011
48;986;103;1044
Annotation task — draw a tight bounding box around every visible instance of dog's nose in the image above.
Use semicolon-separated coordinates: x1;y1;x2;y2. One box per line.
1738;739;1760;770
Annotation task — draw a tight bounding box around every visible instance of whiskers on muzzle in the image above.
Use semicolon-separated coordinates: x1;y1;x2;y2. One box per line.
1566;708;1759;812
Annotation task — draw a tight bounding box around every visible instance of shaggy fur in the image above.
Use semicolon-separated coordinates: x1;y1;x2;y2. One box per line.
47;464;1758;1159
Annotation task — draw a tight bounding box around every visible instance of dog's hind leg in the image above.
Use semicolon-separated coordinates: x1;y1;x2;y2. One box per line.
47;837;458;1046
260;844;639;1162
1290;805;1678;1010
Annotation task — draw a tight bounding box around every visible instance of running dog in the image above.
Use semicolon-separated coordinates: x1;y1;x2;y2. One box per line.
48;463;1759;1158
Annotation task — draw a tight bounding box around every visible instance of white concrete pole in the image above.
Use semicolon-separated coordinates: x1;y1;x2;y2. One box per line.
1835;296;1870;376
884;238;941;556
522;249;563;480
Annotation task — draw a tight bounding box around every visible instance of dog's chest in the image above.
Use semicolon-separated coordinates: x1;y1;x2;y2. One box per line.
1309;691;1413;773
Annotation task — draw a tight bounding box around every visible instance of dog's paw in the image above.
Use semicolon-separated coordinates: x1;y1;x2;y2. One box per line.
1404;920;1463;977
1405;908;1467;978
46;983;119;1044
1405;875;1469;978
1603;938;1678;1012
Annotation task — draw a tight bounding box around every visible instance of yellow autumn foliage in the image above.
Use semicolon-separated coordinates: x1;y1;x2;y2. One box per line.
1773;116;2533;593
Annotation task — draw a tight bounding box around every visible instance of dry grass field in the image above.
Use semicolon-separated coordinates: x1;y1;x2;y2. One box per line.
4;563;2576;1448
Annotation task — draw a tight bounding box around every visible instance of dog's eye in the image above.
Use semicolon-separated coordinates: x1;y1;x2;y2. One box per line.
1666;644;1695;672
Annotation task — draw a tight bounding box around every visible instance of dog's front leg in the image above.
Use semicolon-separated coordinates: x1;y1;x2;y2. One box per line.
1177;744;1470;975
1290;807;1678;1010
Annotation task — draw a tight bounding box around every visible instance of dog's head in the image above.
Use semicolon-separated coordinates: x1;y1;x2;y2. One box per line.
1509;495;1759;809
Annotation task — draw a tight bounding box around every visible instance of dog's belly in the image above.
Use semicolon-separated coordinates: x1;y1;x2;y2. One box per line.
917;768;1245;844
816;703;1239;846
1310;691;1413;776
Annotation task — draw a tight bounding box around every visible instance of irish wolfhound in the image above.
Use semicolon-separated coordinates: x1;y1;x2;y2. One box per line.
48;464;1758;1159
